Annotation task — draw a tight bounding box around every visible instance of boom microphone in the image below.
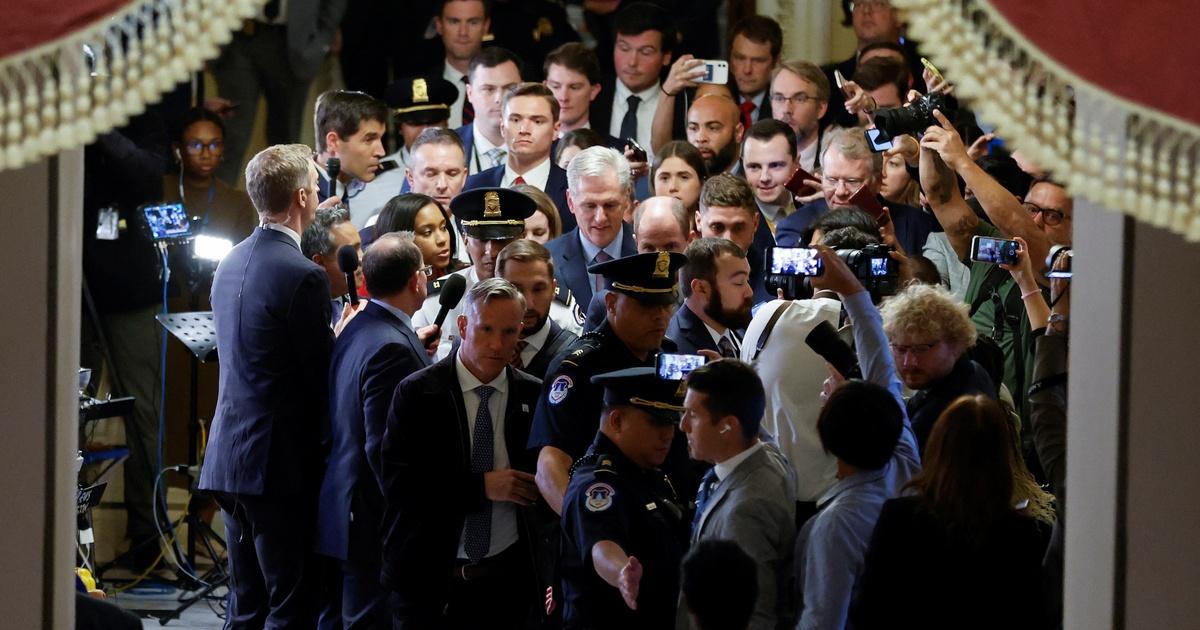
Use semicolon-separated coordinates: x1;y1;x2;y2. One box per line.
429;273;467;347
336;244;360;306
325;156;340;201
804;320;861;379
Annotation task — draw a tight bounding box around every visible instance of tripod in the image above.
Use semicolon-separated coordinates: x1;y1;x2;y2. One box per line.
152;310;228;623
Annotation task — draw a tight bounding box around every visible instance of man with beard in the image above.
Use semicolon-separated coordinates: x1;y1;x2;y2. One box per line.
667;238;753;356
496;239;581;379
686;95;744;176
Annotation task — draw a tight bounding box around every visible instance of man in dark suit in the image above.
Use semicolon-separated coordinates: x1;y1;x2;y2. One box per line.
456;47;522;175
728;16;783;131
544;43;617;143
199;143;338;626
381;277;542;629
496;239;579;379
313;90;389;205
316;232;438;628
545;146;637;309
668;238;753;357
696;173;775;304
775;127;937;257
463;83;576;232
433;0;491;128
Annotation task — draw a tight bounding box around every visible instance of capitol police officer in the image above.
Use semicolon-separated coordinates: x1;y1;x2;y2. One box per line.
559;367;691;629
529;250;689;516
353;75;460;226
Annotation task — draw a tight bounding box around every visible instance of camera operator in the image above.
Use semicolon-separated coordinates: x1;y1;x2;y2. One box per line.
793;245;920;630
879;283;996;452
775;127;937;258
919;108;1072;430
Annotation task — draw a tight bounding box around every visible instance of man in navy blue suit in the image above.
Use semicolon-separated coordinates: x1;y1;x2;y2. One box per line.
544;146;637;310
462;82;575;232
775;127;938;256
316;232;439;628
667;238;753;356
381;278;543;629
455;47;522;176
696;173;775;304
200;143;340;627
313;90;389;207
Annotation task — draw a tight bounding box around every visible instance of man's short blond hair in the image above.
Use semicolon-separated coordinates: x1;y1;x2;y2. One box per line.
880;283;977;351
245;144;313;218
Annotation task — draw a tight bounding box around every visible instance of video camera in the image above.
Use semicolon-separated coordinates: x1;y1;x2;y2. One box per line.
1046;245;1072;280
871;91;955;142
764;244;900;302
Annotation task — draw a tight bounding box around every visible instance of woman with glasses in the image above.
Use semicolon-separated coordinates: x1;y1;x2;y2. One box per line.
374;193;467;279
162;108;256;243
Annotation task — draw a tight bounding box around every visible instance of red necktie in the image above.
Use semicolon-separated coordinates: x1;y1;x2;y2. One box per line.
740;100;755;130
512;175;526;185
511;340;528;369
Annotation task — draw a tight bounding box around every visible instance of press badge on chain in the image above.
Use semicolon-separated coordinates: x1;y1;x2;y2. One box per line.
96;207;120;240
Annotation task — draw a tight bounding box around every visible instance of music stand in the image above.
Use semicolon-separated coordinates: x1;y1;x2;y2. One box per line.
153;312;227;623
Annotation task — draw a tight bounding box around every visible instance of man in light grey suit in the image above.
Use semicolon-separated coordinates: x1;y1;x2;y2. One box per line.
678;359;797;630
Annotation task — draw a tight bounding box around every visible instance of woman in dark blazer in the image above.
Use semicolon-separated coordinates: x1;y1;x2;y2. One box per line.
852;395;1052;630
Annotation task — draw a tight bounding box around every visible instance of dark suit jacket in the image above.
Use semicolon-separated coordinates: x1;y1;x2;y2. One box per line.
199;227;333;497
523;319;577;380
544;224;637;308
590;76;687;143
379;354;542;605
287;0;349;81
455;123;478;172
316;301;431;563
775;197;939;257
462;161;577;233
666;303;718;355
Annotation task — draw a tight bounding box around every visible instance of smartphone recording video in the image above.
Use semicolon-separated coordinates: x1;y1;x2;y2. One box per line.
769;247;823;277
656;353;708;380
970;235;1021;265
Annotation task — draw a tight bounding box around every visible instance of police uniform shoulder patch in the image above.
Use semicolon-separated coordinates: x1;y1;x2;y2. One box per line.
548;374;573;405
584;482;615;512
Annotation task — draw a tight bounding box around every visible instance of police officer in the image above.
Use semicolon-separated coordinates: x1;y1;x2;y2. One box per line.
529;251;690;516
413;186;535;359
560;366;691;629
353;75;459;227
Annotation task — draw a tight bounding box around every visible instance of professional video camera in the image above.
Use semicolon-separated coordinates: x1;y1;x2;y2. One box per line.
764;244;900;302
872;91;954;141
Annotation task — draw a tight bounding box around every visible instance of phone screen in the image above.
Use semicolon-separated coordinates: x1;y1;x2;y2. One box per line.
142;203;191;241
971;236;1021;265
656;353;707;380
769;247;822;276
865;128;894;152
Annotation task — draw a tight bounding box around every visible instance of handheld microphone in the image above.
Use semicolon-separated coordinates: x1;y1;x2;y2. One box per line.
325;156;340;201
336;244;360;306
804;320;861;379
429;273;467;347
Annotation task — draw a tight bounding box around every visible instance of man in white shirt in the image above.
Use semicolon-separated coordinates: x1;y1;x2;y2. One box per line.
414;187;536;360
436;0;490;128
544;43;605;137
458;47;523;175
593;3;675;152
769;60;832;173
313;90;388;206
463;82;574;229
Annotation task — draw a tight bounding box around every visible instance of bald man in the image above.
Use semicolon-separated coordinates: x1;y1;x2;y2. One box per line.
634;196;693;254
686;94;744;175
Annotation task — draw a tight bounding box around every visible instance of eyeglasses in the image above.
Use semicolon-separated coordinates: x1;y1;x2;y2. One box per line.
184;140;223;154
890;342;937;357
851;0;891;13
1023;202;1069;226
822;175;867;190
418;265;434;277
770;92;821;107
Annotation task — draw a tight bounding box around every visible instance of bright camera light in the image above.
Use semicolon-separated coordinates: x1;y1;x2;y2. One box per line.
193;235;233;262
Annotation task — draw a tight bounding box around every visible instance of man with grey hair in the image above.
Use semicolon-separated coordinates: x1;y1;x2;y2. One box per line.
545;145;638;308
301;206;365;326
775;127;936;256
317;231;438;627
381;276;543;628
200;143;342;626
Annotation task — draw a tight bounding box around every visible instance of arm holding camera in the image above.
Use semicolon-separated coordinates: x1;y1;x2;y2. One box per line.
652;55;707;154
999;236;1051;331
922;110;1052;267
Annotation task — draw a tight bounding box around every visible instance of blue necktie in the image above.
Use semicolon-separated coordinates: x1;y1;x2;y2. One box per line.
691;468;719;535
464;385;496;560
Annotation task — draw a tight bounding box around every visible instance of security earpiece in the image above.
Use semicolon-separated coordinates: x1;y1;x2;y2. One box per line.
719;425;731;434
173;148;181;160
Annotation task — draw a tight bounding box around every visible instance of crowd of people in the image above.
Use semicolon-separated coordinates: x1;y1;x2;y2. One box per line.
80;1;1075;628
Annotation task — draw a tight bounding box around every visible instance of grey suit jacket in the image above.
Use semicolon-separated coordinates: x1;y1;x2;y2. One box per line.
681;444;798;630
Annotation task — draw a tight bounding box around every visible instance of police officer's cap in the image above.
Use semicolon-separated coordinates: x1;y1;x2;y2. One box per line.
451;187;537;240
588;251;688;305
591;366;684;425
384;75;458;126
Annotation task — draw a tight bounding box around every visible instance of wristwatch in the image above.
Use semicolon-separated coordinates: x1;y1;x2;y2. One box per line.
1047;313;1068;335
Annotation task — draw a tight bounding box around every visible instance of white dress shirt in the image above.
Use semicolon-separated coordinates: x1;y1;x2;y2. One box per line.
444;61;468;129
609;80;661;151
262;222;301;248
714;440;765;482
453;356;518;559
501;156;552;190
702;320;741;355
518;318;553;367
